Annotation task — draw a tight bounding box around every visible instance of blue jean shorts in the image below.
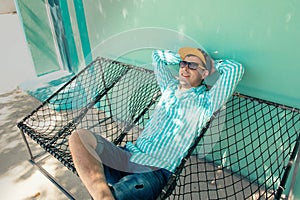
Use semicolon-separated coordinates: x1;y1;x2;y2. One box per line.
93;134;172;200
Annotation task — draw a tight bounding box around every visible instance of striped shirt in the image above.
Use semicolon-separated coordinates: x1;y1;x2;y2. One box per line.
126;50;244;172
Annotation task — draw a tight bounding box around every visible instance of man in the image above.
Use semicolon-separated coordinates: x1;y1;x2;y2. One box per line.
69;47;244;200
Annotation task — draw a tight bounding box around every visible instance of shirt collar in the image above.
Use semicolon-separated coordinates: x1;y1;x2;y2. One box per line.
191;84;207;93
178;84;207;94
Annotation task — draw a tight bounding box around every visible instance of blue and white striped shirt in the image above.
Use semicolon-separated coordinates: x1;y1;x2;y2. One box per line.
126;50;244;172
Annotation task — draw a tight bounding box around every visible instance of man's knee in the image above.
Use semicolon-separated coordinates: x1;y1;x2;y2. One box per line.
69;129;81;145
69;129;98;151
69;129;81;154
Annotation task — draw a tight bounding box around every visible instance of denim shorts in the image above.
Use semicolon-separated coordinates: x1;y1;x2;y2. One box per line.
93;134;172;200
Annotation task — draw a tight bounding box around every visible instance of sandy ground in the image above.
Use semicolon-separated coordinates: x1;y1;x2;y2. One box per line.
0;88;90;200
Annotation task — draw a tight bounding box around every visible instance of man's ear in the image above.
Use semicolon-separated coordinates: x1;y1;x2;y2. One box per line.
202;70;209;79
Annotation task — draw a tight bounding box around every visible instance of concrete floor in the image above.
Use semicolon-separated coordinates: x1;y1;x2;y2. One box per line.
0;13;90;200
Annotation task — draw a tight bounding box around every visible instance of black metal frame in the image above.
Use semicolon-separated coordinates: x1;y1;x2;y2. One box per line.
19;129;77;199
158;93;300;200
17;57;300;200
17;57;160;199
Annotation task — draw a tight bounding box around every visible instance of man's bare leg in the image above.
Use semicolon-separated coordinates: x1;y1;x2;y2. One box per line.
69;129;114;200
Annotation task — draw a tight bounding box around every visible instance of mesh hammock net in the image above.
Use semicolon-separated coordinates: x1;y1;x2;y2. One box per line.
18;57;300;200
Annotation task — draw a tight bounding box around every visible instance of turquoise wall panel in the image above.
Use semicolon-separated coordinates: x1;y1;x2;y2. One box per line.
82;0;299;110
15;0;60;76
73;0;92;66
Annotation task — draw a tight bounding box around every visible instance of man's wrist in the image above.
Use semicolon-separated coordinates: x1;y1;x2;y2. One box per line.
153;49;181;65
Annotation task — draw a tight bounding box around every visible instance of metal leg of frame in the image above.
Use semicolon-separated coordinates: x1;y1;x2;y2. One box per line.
29;159;76;200
19;130;34;160
288;146;300;200
19;130;77;200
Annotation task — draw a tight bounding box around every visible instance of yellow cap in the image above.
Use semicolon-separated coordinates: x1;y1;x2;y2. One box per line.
178;47;212;72
178;47;206;65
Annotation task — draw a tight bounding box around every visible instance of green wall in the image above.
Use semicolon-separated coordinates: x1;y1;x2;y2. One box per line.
83;0;300;110
16;0;300;110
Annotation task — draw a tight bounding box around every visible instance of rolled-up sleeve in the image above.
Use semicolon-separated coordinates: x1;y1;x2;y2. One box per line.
152;50;181;91
208;59;244;113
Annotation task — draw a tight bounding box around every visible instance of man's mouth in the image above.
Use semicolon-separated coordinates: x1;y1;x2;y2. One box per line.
181;73;190;78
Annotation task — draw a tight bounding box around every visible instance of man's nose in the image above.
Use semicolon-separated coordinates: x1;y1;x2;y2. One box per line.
183;65;189;71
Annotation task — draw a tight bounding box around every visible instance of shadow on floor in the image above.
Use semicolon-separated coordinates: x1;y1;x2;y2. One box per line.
0;88;90;200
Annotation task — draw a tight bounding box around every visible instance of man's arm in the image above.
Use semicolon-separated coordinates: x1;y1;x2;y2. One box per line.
208;59;244;113
152;50;181;91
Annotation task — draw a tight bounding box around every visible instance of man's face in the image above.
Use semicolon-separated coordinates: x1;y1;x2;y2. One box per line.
179;55;206;88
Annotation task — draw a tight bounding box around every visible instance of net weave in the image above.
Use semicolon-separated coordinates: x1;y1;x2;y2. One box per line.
18;57;300;200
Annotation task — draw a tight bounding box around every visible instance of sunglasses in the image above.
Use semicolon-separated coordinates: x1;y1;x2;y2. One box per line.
179;61;206;70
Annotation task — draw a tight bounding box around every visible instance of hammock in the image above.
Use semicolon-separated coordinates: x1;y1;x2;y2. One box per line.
18;57;300;200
